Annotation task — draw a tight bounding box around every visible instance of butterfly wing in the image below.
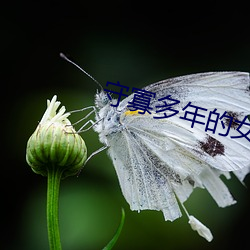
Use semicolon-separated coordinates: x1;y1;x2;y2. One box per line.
144;72;250;171
119;72;250;173
107;125;182;221
106;72;250;221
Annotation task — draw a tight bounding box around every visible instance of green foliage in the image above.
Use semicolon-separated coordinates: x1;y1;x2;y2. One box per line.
103;208;125;250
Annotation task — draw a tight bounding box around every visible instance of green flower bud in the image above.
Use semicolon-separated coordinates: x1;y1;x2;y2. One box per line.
26;95;87;178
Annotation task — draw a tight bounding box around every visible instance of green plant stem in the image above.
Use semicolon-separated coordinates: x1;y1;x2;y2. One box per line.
47;165;63;250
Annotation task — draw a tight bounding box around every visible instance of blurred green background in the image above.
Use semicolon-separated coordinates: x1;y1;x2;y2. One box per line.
2;1;250;250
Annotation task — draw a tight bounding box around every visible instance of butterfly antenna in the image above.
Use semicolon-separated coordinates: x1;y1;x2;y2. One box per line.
60;53;103;90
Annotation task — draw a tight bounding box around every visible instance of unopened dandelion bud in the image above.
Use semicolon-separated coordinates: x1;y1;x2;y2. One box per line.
26;95;87;178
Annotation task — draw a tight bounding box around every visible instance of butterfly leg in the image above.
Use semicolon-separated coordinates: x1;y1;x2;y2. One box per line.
70;106;96;125
77;119;100;132
68;106;101;132
85;145;108;165
77;145;108;176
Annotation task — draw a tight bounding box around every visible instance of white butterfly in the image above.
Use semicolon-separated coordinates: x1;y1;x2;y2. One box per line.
90;72;250;241
61;55;250;242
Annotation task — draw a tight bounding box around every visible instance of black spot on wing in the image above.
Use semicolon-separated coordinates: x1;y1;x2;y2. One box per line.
199;135;225;157
186;177;195;186
246;84;250;94
224;111;242;129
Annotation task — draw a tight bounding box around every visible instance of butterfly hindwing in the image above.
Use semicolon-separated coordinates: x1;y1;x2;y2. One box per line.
107;126;182;221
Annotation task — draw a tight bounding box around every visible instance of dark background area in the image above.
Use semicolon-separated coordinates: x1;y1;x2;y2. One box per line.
2;1;250;250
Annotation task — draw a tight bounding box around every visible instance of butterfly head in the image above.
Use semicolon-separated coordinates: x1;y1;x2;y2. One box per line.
95;90;110;109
